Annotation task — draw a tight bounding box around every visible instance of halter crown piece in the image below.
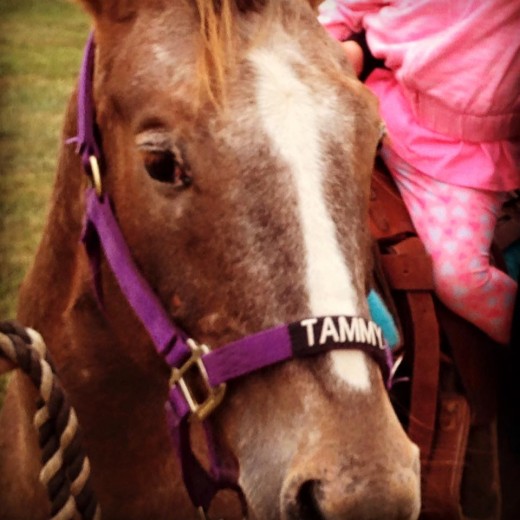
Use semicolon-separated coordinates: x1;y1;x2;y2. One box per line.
74;33;393;519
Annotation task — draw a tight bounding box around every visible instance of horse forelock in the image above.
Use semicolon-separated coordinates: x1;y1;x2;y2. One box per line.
194;0;272;105
194;0;320;105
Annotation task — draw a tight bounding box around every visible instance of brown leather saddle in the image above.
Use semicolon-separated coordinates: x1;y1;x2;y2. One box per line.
370;160;520;520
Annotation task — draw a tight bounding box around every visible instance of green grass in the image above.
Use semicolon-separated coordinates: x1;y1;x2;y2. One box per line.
0;0;89;399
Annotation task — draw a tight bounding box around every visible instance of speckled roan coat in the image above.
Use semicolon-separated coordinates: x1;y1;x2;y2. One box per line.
0;1;420;519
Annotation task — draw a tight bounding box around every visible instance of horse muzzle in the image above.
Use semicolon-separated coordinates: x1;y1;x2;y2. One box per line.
280;441;421;520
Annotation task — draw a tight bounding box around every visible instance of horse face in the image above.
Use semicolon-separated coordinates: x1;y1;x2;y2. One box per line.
83;1;420;518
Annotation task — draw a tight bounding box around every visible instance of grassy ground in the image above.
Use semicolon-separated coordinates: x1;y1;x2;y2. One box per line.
0;0;89;399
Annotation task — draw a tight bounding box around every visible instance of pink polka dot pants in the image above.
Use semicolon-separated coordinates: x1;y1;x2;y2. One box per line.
382;149;517;344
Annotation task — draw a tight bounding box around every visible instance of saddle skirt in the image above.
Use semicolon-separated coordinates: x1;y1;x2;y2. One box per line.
369;160;520;520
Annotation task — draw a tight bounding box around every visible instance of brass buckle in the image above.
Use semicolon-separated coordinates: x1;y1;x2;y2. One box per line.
89;155;103;197
170;339;226;422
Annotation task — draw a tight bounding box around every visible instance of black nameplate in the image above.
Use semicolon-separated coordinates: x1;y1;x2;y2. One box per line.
289;316;385;358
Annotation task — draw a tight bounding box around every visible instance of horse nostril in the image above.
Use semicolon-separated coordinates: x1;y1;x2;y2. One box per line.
286;480;325;520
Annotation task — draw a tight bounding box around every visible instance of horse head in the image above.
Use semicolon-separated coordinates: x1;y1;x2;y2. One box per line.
9;1;420;518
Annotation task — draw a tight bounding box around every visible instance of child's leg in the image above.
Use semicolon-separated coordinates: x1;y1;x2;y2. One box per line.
381;149;517;344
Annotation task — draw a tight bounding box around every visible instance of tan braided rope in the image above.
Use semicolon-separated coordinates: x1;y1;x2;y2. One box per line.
0;321;101;520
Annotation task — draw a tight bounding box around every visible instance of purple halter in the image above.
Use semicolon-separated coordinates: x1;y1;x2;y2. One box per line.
74;33;392;518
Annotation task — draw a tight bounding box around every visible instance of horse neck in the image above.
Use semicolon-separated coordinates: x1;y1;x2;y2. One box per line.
17;89;88;335
16;86;172;448
17;85;155;351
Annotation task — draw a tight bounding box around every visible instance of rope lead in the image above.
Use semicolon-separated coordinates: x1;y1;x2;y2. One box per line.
0;321;101;520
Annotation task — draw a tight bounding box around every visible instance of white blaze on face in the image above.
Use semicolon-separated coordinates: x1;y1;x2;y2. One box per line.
249;47;370;391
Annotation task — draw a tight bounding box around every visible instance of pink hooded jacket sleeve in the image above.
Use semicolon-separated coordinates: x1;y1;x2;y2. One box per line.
318;0;520;191
318;0;387;41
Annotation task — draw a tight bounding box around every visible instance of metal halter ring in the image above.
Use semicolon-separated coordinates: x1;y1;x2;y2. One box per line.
89;155;103;197
169;339;227;422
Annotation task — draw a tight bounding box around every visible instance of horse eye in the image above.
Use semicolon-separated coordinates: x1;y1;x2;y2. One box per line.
142;150;191;187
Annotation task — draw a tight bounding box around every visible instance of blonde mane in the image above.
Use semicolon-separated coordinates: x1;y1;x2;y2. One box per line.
195;0;259;104
194;0;321;105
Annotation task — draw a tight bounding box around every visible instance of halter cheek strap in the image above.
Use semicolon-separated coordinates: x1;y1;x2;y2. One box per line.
66;32;102;189
74;33;393;518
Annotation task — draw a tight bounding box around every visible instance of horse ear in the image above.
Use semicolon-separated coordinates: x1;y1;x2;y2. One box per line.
76;0;102;17
308;0;323;9
76;0;136;21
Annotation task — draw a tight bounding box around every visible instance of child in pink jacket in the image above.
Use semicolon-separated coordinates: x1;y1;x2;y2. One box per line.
319;0;520;344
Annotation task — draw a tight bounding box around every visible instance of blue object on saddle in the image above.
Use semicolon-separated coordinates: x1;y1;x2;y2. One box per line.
504;241;520;282
368;289;400;349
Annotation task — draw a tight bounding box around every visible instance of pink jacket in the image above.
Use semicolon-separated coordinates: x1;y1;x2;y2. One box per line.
319;0;520;191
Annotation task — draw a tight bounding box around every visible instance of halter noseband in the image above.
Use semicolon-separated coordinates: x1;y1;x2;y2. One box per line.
73;33;392;519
